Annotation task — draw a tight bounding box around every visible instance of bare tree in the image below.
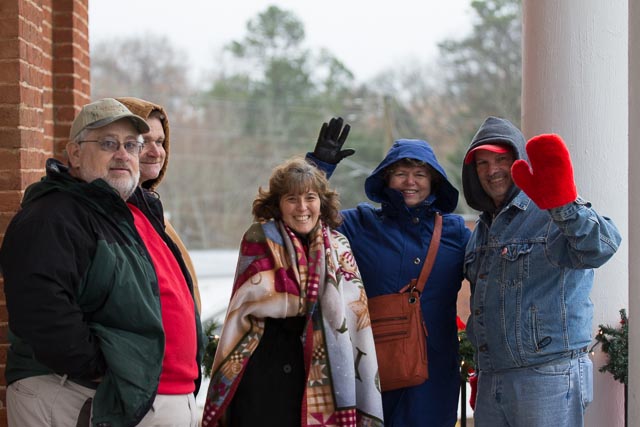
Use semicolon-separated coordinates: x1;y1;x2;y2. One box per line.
89;1;523;245
91;34;193;116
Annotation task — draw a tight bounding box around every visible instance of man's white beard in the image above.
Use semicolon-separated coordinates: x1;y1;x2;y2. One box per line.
78;166;140;200
108;170;140;200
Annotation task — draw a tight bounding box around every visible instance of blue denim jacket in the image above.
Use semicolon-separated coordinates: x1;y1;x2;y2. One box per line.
464;192;621;372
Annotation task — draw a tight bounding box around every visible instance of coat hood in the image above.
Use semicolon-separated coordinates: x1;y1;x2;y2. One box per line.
461;116;526;213
116;97;170;191
22;159;72;206
364;139;459;213
22;158;127;216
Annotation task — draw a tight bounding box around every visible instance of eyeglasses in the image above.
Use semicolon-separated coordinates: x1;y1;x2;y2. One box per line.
77;138;144;155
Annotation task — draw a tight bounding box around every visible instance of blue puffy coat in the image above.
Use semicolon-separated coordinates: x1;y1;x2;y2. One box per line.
310;139;470;426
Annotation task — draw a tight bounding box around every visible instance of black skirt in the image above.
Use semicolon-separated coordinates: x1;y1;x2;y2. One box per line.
228;316;306;427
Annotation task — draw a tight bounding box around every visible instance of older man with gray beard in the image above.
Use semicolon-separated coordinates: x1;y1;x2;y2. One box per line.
67;100;143;199
0;98;204;427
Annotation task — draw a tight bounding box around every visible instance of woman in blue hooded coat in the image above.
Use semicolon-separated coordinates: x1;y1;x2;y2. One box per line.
307;118;471;427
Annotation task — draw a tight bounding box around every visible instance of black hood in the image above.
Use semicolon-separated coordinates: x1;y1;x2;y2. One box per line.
22;158;131;216
461;117;527;213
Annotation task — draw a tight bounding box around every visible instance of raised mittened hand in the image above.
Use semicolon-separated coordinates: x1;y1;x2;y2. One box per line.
511;133;578;210
312;117;354;164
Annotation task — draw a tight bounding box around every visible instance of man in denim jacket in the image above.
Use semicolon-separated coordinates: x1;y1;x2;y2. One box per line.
461;117;622;427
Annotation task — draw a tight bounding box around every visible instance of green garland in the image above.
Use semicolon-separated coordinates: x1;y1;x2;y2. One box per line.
458;329;476;381
202;318;221;378
589;308;628;385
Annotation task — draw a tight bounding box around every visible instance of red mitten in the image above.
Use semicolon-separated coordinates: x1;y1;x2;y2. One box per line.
511;133;578;209
469;372;478;410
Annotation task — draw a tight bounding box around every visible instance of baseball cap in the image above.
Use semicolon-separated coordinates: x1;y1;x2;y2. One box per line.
464;144;511;165
69;98;150;140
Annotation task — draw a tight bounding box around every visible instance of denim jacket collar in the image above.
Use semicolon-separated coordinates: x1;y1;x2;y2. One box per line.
480;190;531;226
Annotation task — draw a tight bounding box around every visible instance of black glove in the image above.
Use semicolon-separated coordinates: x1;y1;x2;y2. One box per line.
312;117;354;164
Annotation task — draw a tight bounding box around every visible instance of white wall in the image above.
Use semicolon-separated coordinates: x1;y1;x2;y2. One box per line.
522;1;629;426
628;0;639;425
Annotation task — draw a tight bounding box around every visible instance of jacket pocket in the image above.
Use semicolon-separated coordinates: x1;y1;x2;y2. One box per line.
499;243;533;286
529;305;553;353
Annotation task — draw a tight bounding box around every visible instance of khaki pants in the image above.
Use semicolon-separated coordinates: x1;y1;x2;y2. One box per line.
7;374;95;427
136;393;199;427
7;375;199;427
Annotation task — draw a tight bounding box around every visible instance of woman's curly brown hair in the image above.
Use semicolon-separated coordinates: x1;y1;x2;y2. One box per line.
252;156;343;228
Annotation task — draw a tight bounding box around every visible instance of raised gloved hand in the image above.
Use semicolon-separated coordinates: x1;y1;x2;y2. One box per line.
312;117;354;164
511;133;578;209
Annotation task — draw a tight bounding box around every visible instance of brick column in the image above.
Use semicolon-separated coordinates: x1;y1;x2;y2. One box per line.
0;0;90;423
52;0;91;157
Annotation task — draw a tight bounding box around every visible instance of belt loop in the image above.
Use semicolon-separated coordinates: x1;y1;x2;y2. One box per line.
570;346;588;359
60;374;68;386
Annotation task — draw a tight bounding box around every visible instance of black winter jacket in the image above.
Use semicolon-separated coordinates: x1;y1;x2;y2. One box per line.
0;159;204;427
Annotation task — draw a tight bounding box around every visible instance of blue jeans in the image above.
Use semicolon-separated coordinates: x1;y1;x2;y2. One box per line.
474;353;593;427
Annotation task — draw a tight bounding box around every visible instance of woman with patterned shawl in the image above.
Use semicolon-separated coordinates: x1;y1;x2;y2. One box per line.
202;157;383;427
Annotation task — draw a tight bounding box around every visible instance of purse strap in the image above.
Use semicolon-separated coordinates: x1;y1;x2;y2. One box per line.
401;213;443;294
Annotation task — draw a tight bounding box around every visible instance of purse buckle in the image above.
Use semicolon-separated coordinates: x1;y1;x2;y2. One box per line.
408;285;421;303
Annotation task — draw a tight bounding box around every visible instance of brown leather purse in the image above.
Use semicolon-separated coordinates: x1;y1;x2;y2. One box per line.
368;213;442;391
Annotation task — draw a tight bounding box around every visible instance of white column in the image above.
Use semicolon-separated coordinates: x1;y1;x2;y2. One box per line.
522;2;628;427
628;0;639;425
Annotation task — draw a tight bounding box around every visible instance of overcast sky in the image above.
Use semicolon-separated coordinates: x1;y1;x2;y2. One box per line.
89;1;472;83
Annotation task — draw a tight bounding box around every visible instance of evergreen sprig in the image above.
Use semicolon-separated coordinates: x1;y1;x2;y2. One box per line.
590;308;628;385
202;318;221;378
458;329;476;381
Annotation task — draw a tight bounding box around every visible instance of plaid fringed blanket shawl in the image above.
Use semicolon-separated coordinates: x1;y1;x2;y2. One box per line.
202;220;383;427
